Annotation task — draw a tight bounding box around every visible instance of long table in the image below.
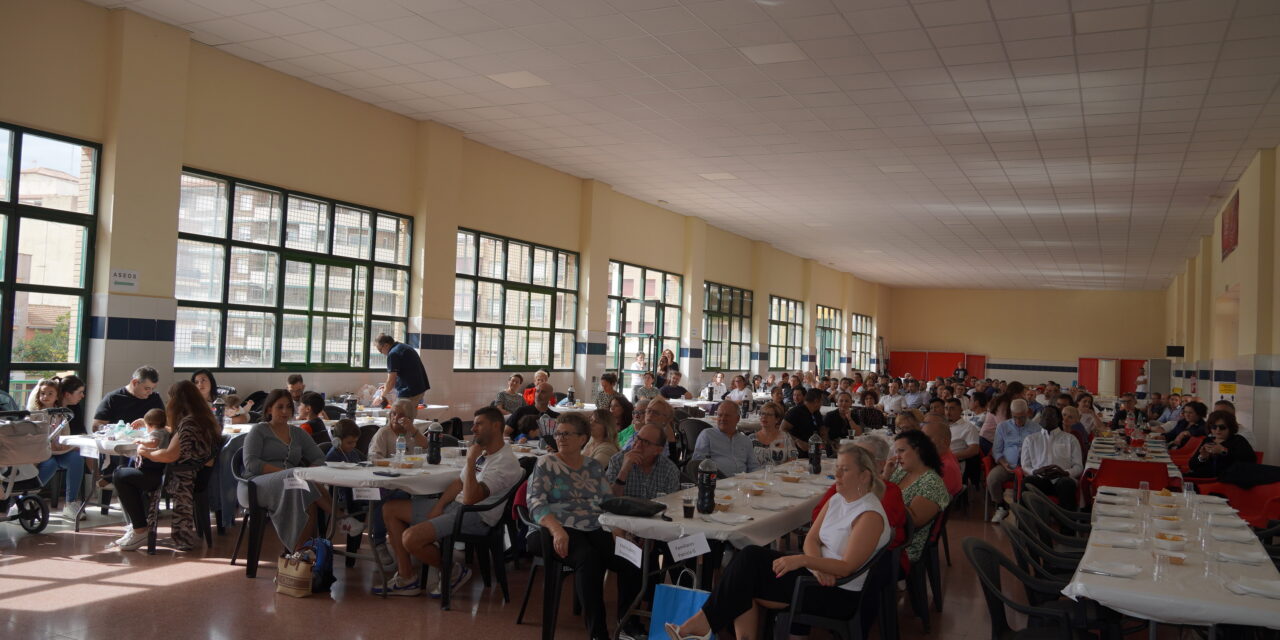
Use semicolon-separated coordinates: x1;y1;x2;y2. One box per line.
1062;486;1280;631
1085;435;1181;480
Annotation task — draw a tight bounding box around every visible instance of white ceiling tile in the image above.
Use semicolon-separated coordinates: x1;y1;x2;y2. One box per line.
421;7;503;35
738;42;809;65
845;6;920;34
278;2;361;29
997;14;1072;41
626;6;703;35
128;0;221;24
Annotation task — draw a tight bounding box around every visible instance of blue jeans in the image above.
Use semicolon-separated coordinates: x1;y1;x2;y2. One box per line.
37;450;85;502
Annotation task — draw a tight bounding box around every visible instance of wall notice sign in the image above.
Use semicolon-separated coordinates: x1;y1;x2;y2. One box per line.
109;269;139;292
1218;383;1237;395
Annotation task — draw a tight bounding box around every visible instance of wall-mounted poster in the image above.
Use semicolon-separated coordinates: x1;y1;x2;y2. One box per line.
1222;192;1239;260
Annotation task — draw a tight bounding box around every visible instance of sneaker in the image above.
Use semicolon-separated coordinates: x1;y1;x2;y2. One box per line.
664;623;711;640
430;564;471;598
371;542;397;574
62;501;86;522
115;528;149;551
990;506;1009;524
372;572;422;597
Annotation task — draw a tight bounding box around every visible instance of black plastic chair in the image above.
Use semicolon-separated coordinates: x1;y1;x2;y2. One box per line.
1009;504;1086;553
355;424;379;457
962;538;1074;640
770;544;895;640
228;451;270;578
322;405;345;420
515;504;580;640
903;515;939;631
438;464;533;610
1021;490;1090;535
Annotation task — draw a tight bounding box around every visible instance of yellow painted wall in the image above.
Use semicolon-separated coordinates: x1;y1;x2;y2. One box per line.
809;263;844;309
890;288;1167;361
459;139;582;251
754;244;805;300
604;190;686;273
703;225;753;290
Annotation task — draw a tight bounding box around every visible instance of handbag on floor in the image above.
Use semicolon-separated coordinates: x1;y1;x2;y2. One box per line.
648;568;714;640
275;538;335;597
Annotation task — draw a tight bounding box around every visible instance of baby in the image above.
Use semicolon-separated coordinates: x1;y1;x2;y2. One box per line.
221;394;251;425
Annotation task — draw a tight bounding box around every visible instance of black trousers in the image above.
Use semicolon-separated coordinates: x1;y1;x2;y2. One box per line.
529;527;618;640
114;467;163;529
701;545;855;632
1021;474;1078;510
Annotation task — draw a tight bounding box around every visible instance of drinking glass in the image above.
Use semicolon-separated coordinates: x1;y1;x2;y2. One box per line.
1183;482;1197;515
1138;481;1150;507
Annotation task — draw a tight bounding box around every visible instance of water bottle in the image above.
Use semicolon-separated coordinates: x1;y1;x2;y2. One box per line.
426;423;442;465
1125;412;1135;434
808;433;824;474
345;394;357;419
567;386;576;404
212;397;226;425
395;433;408;464
696;458;718;514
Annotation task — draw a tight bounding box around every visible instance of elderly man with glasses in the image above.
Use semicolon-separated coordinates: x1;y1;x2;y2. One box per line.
987;398;1042;523
606;424;679;499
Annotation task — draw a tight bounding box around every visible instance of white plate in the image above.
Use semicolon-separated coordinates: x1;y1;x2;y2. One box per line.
1199;503;1237;515
1081;561;1142;578
1192;494;1228;504
1094;494;1137;506
324;461;358;469
704;512;753;525
1094;504;1133;518
1226;577;1280;599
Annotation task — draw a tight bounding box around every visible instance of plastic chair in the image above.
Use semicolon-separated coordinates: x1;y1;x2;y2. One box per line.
1092;459;1170;493
1021;492;1090;537
770;544;895;640
962;538;1074;640
514;504;580;640
1193;480;1280;528
228;451;269;578
1169;436;1205;471
1000;520;1079;582
1008;504;1086;554
438;464;533;610
355;424;379;457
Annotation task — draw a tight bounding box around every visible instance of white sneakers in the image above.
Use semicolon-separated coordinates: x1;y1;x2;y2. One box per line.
62;501;86;521
990;506;1009;523
372;572;423;597
430;563;472;598
110;528;149;551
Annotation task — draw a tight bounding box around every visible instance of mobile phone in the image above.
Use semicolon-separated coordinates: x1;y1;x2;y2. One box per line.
372;470;401;477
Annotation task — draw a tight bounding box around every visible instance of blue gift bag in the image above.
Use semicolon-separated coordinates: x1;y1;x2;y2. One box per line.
647;571;714;640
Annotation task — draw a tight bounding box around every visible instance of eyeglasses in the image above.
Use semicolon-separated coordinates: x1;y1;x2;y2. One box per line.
1210;423;1229;430
552;431;582;438
634;436;661;448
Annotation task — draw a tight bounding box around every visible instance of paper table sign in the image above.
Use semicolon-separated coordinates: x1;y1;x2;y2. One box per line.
615;536;643;568
669;533;711;562
353;487;381;501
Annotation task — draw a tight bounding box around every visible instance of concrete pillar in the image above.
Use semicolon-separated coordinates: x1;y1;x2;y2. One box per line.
681;218;706;383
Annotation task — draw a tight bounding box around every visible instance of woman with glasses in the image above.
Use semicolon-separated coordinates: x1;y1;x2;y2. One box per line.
750;401;796;467
526;412;616;640
1186;410;1255;479
824;391;860;445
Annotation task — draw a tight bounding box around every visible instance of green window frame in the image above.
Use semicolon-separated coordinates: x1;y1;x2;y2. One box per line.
851;313;873;372
0;122;98;407
768;296;803;372
607;260;681;386
702;281;751;372
174;169;412;372
452;229;578;371
816;305;842;375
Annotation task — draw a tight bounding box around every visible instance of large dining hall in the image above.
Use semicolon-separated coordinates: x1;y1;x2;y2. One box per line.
2;0;1280;638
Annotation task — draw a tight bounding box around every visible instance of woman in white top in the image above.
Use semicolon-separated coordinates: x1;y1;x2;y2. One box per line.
666;444;889;640
1076;393;1104;434
749;401;796;466
725;374;753;404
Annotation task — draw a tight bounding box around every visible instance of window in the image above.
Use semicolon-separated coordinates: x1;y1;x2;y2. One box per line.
768;296;803;371
703;282;751;372
816;305;842;375
174;169;411;371
607;261;681;386
851;313;873;372
453;230;577;371
0;123;97;406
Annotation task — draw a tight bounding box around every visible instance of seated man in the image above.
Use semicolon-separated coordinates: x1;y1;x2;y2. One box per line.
287;373;306;406
505;382;558;440
944;397;980;487
659;370;693;400
1019;410;1083;509
988;399;1041;523
1109;393;1141;430
607;424;680;498
691;400;758;477
903;379;928;410
616;398;648;450
377;407;523;596
781;389;824;456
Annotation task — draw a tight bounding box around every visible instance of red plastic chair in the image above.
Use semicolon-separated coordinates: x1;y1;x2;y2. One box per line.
1170;436;1205;472
1256;452;1265;464
981;455;1023;521
1193;481;1280;528
1092;459;1172;493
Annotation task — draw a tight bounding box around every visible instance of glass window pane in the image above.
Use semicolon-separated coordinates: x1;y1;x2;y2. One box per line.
369;319;405;369
175;307;220;367
17;218;87;288
283;261;311;310
556;292;576;330
608;260;620;295
643;269;659;300
286;196;329;253
372;267;407;316
664;274;680;305
178;173;227;237
474;327;500;369
17;133;96;214
707;285;720;312
531;247;554;287
529;331;549;366
507;242;531;283
606;299;618;333
506;289;529;327
310;316;324;363
0;129;11;202
312;264;328;312
350;318;365;368
663;307;679;337
558;253;577;290
0;215;6;281
325;317;350;363
554;332;574;370
504;328;527;366
11;292;82;364
280;314;309;363
326;265;353;313
232;185;282;245
622;264;641;298
225;310;275;367
454;278;475;322
454;326;473;369
332;205;371;259
228;247;278;306
455;231;476;275
529;292;551;328
375;215;411;265
477;282;502;324
478;236;504;279
175;239;224;302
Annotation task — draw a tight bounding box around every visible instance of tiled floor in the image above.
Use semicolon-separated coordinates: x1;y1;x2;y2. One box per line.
0;493;1143;640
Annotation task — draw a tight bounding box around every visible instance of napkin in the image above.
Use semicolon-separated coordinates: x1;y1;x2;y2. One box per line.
1090;533;1141;548
1093;504;1133;518
1094;517;1139;533
1210;528;1255;543
1218;549;1269;565
1094;494;1137;506
704;512;753;525
1199;503;1237;515
1226;577;1280;599
1080;561;1142;578
1192;494;1228;504
777;486;819;499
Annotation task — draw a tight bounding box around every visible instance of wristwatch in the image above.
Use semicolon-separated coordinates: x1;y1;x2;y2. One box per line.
614;477;626;486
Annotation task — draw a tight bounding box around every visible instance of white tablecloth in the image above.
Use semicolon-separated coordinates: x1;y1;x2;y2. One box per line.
1062;486;1280;629
59;434;140;458
1084;437;1181;479
293;450;542;495
599;463;833;549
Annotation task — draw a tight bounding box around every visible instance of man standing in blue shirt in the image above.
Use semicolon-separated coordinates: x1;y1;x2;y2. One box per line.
987;399;1041;523
375;334;430;406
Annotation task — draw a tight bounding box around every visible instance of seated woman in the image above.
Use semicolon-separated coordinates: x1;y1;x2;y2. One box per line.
126;380;222;550
241;389;330;550
612;396;638;449
634;372;662;402
882;430;949;565
527;414;616;640
894;408;923;432
770;385;787;408
595;372;621;410
585;408;620;467
1186;411;1256;479
523;370;549;406
190;369;220;404
812;435;908;552
750;401;796;467
724;375;753;404
751;374;765;393
824;391;860;446
667;444;891;640
854;390;886;431
495;374;525;416
28;378;86;521
1155;401;1208;449
107;409;171;550
705;372;728;402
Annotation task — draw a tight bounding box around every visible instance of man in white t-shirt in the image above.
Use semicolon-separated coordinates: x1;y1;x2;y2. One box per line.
378;406;524;597
879;379;907;414
1135;367;1148;401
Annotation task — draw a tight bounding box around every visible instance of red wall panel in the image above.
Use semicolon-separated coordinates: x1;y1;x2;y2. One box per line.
1078;358;1099;394
926;352;965;381
889;351;928;380
966;355;986;379
1119;359;1147;395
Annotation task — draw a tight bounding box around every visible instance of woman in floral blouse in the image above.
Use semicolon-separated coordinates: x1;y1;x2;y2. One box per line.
527;413;615;640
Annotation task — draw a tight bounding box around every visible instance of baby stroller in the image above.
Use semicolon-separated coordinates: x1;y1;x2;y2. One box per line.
0;406;65;534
